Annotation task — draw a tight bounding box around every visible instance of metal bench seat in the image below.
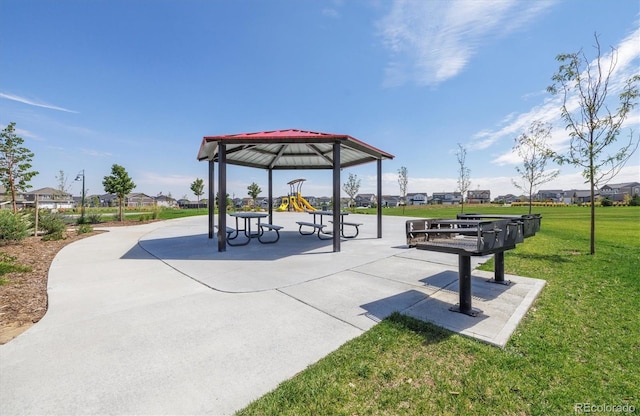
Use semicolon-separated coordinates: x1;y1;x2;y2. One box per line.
258;223;283;244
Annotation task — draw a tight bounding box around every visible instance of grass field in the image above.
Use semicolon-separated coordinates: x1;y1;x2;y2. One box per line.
237;206;640;415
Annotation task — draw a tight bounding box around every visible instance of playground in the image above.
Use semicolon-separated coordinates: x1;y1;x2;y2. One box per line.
276;178;316;212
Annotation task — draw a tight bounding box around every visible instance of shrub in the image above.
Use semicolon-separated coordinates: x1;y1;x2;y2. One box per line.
39;211;67;241
0;211;30;244
86;213;103;224
77;224;93;234
600;196;613;207
0;252;31;282
629;194;640;207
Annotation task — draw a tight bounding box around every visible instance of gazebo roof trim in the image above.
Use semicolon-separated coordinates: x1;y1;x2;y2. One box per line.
197;129;394;169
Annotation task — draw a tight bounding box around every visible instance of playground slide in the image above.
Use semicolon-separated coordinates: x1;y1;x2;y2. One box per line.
298;194;316;211
290;196;304;212
276;198;289;211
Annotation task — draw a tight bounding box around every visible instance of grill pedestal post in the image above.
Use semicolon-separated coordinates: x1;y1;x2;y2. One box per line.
449;255;481;317
487;251;512;285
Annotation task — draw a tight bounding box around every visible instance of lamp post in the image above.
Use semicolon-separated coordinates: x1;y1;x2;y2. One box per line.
75;170;86;223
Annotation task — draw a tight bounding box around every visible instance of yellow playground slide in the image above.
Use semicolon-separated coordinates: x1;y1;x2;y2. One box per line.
276;194;316;211
277;198;289;211
297;193;316;211
290;196;304;212
276;179;317;211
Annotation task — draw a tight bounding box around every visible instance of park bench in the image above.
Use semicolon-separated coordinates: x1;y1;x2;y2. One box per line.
258;223;283;244
328;220;363;238
296;221;333;239
215;225;237;238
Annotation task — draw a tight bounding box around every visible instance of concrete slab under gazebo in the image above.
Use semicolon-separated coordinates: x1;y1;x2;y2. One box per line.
197;129;395;252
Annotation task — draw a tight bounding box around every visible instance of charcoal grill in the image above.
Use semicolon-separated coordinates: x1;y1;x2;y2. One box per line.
406;215;541;317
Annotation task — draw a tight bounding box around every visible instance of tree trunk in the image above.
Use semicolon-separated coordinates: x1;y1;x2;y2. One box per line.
589;142;596;255
10;178;17;214
590;177;595;255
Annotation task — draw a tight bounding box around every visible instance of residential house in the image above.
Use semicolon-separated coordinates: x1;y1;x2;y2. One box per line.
599;182;640;202
562;190;592;204
25;187;74;210
0;186;25;209
493;194;519;204
315;196;332;210
535;190;564;203
431;192;462;205
125;193;155;208
95;193;116;207
178;199;208;209
354;193;376;207
380;195;401;207
406;193;428;205
155;194;178;208
467;189;491;204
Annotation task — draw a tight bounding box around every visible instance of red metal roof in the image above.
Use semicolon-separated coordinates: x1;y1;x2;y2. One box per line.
206;129;344;139
198;129;394;169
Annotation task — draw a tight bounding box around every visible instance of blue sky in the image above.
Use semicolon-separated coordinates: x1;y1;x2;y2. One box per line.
1;0;639;201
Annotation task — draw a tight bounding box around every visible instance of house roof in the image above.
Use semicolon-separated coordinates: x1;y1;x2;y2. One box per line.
27;187;68;195
197;129;394;170
601;182;640;189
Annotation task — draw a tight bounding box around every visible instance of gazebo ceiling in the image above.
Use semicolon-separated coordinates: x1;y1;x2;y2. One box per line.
197;129;394;170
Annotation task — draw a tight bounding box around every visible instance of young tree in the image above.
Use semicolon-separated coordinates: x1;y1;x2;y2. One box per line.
342;172;360;209
456;143;471;213
215;192;232;210
102;164;136;222
547;33;639;254
398;166;408;214
190;178;204;209
55;170;71;198
0;122;39;213
512;121;560;214
247;182;261;207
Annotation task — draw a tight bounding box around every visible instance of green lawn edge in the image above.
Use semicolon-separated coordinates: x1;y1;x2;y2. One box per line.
237;206;640;416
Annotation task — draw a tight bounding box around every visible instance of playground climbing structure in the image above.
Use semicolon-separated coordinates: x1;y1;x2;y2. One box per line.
276;179;316;212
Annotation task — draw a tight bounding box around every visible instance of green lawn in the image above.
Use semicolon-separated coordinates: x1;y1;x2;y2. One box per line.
237;206;640;416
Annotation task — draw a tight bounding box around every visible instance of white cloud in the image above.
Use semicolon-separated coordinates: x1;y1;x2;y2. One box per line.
0;92;78;114
322;8;340;18
82;149;113;158
473;25;640;160
377;0;555;87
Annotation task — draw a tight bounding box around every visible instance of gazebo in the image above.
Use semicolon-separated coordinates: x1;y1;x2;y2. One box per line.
197;129;395;252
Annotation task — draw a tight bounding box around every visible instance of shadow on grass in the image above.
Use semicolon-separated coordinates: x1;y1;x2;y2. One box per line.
385;312;453;345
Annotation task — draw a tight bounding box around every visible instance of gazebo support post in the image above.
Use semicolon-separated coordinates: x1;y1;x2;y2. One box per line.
208;160;215;239
332;142;341;252
268;169;273;224
218;144;227;252
377;159;382;238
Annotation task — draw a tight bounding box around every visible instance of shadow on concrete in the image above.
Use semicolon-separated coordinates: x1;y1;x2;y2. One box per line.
122;231;342;261
360;289;489;333
420;270;516;302
360;290;429;322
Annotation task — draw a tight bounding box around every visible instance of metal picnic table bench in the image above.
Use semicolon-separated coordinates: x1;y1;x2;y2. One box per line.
296;211;363;239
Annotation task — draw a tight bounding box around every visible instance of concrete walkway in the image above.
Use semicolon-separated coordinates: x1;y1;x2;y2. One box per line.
0;213;545;415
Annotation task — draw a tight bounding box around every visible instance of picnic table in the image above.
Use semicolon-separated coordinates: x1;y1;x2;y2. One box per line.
296;211;363;239
226;212;283;245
